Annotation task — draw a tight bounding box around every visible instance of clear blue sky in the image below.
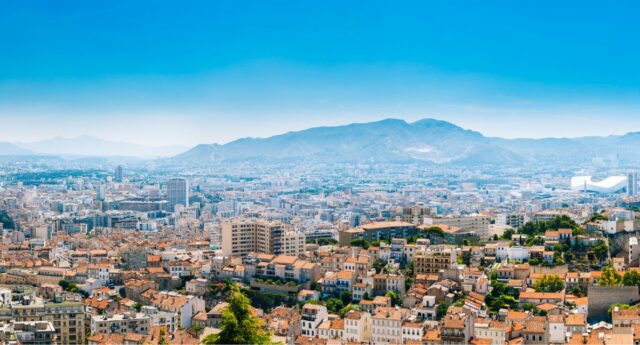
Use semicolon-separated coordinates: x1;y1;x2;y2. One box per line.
1;1;640;146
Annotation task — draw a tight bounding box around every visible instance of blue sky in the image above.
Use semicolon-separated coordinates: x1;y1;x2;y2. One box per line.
1;1;640;146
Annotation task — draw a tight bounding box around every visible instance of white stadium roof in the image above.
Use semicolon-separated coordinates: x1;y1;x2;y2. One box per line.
570;175;627;193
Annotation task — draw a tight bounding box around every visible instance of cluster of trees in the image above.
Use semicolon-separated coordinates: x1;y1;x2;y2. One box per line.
58;280;79;293
485;279;519;313
513;216;587;248
533;274;564;292
588;240;609;262
406;226;445;244
589;213;609;223
305;294;354;318
597;265;640;287
349;239;382;249
519;215;584;237
598;265;623;286
308;238;337;246
243;288;296;311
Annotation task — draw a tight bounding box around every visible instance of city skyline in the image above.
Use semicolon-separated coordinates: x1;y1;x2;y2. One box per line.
2;1;640;145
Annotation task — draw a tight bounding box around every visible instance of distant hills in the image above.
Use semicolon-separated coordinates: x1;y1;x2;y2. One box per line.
168;118;640;166
0;142;36;156
0;136;188;158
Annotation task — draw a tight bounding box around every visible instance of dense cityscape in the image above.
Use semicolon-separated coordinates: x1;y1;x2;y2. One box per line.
0;155;639;344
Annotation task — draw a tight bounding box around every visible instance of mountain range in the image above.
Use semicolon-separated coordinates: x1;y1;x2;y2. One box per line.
169;118;640;166
2;118;639;165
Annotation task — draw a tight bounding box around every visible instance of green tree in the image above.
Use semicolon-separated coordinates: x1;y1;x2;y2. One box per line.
436;302;449;320
350;238;367;248
340;291;353;306
622;270;640;286
588;213;608;223
338;304;357;318
325;298;344;313
385;291;402;307
598;265;622;286
372;259;385;274
159;328;169;345
533;275;565;292
203;285;272;344
58;280;79;293
501;228;515;240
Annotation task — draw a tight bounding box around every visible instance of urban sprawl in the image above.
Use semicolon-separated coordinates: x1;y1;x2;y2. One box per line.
1;162;640;345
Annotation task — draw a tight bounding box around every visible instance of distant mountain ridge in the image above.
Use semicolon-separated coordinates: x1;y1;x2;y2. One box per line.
0;142;36;156
12;135;188;158
169;118;640;166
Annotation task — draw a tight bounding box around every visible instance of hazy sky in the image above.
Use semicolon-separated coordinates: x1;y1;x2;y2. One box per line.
2;1;640;146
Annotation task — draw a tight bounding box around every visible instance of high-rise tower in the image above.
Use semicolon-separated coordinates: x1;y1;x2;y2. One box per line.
167;178;189;210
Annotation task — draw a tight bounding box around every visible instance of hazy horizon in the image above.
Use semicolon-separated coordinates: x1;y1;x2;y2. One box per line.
2;1;640;146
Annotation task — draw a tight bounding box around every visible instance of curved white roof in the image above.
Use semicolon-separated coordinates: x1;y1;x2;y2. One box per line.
571;175;627;193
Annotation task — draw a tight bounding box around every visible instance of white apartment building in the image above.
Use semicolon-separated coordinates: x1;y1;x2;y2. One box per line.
90;312;150;335
343;310;371;343
548;315;566;344
474;320;509;345
402;321;424;343
141;306;178;334
371;307;408;344
301;304;328;337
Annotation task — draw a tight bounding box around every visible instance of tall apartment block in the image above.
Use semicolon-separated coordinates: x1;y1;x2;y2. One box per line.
221;219;305;257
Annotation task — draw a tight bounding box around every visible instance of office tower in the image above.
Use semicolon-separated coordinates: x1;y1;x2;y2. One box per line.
628;172;638;196
167;178;189;210
114;165;123;182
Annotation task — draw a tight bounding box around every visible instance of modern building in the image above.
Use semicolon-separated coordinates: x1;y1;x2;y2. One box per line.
114;165;123;182
628;172;638;196
570;175;627;193
167;178;189;210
